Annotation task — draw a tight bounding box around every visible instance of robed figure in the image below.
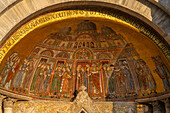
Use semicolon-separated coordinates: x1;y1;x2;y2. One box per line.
152;56;170;90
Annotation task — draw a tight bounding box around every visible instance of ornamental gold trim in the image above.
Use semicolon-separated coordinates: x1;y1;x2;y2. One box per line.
0;10;169;63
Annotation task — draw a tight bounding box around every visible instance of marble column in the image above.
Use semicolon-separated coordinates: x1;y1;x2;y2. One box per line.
163;98;170;113
0;95;6;113
152;101;162;113
3;98;16;113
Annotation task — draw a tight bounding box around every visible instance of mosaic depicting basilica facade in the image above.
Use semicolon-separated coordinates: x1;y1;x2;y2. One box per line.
0;20;169;101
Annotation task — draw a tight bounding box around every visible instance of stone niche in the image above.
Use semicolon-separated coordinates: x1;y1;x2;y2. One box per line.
13;86;137;113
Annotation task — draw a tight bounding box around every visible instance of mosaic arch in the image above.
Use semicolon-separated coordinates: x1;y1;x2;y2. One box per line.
0;11;169;101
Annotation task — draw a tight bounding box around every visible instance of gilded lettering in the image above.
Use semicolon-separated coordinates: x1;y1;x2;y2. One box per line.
19;29;26;36
73;10;78;15
11;38;15;44
39;18;44;24
0;10;169;63
6;41;12;47
13;34;20;41
2;47;7;54
0;52;3;59
90;11;95;15
66;11;72;16
34;20;40;26
23;26;30;32
29;23;34;29
58;12;63;17
96;11;101;16
44;15;50;21
59;12;66;17
155;39;160;45
51;14;56;20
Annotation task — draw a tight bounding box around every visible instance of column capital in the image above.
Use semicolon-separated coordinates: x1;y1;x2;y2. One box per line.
161;98;170;104
3;98;17;108
152;100;162;113
162;98;170;113
0;94;6;101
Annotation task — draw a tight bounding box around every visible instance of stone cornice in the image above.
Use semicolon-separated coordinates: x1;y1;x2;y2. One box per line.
135;92;170;103
0;89;32;101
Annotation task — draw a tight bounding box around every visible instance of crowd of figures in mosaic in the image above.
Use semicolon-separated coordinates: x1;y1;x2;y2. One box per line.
0;20;169;100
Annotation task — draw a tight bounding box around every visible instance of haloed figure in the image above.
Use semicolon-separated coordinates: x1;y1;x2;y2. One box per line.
152;57;170;90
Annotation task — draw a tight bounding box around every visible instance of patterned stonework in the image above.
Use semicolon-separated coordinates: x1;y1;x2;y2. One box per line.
14;87;114;113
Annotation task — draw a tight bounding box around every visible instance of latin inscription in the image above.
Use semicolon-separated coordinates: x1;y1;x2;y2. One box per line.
0;10;169;62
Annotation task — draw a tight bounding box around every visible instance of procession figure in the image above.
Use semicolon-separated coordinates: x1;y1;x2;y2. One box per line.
152;56;170;90
89;62;103;96
12;58;28;91
51;64;63;97
134;59;148;94
21;58;34;92
43;64;52;94
102;64;111;94
77;65;90;92
60;63;72;97
106;64;117;97
34;64;46;94
120;63;135;93
0;53;20;88
30;63;44;94
146;67;156;93
5;55;20;89
117;69;127;97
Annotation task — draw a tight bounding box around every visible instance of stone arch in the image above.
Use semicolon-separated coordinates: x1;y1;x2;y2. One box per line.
74;33;95;41
56;52;70;58
73;48;93;59
32;48;40;54
40;50;54;57
97;52;112;59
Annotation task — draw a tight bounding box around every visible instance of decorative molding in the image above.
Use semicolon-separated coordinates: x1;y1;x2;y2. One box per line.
0;0;23;16
0;94;6;101
3;98;17;108
13;86;114;113
0;89;32;101
136;92;170;103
